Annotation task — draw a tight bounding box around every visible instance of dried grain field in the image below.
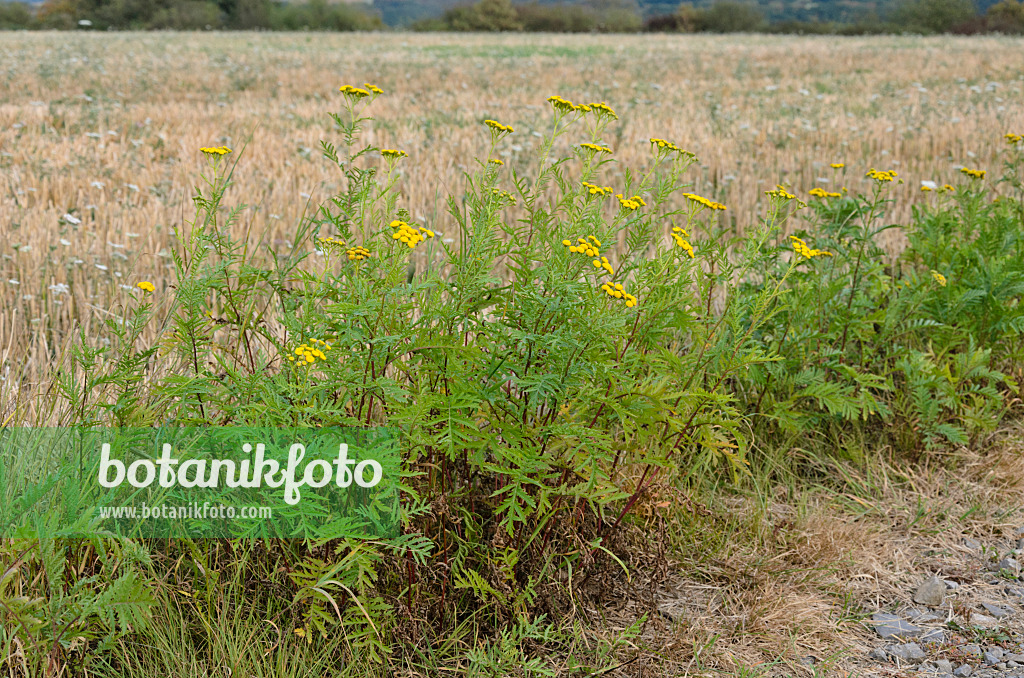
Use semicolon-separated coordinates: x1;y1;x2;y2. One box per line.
2;32;1024;402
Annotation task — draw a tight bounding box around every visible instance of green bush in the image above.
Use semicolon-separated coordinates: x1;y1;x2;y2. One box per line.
888;0;979;33
700;0;766;32
0;1;35;28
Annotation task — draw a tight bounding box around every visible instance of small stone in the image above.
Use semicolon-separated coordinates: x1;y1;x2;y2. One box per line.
889;643;927;663
915;577;948;607
953;664;973;677
921;629;946;644
916;612;944;623
982;603;1011;618
984;652;1001;665
965;538;983;550
945;580;961;589
1006;654;1024;663
871;612;924;639
996;662;1008;670
870;647;889;661
986;648;1004;660
935;660;954;673
970;612;998;626
964;645;983;658
999;557;1021;572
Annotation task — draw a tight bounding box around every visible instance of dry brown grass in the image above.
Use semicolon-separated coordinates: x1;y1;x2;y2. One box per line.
2;32;1024;409
593;429;1024;677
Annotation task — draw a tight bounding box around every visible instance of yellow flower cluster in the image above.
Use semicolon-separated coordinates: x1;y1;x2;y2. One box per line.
830;162;845;169
809;187;841;198
789;235;833;259
548;95;589;114
289;339;331;365
346;246;370;261
960;167;986;179
600;282;637;308
942;183;955;192
491;188;516;206
866;168;898;183
390;220;435;249
489;158;504;165
484;119;514;134
547;96;618;120
564;235;601;257
616;193;646;211
682;192;726;210
317;235;346;254
931;270;947;287
921;185;933;192
589;102;618;119
1006;133;1022;145
580;142;612;154
136;281;155;292
200;146;231;156
671;227;695;258
766;185;797;200
339;85;369;98
561;236;614;274
339;84;381;99
582;181;613;196
381;149;408;160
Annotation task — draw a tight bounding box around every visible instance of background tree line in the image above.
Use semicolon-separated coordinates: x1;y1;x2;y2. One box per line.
0;0;382;30
1;0;1023;35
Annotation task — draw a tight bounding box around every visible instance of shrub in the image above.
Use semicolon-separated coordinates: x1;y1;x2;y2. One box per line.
888;0;979;33
0;1;35;28
701;0;766;32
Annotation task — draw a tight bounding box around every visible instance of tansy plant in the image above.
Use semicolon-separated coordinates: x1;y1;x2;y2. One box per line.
35;85;1024;674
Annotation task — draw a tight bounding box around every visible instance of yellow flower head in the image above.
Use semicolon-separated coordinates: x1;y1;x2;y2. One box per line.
547;95;589;115
600;281;637;308
291;340;331;366
809;187;841;199
931;270;947;287
580;142;612;154
364;83;383;95
582;181;613;197
483;119;514;135
389;220;434;249
671;227;695;257
1004;133;1021;145
616;194;646;211
565;235;601;258
339;84;371;99
588;101;618;120
345;246;371;261
682;192;727;211
789;235;833;260
200;146;231;156
490;188;516;206
489;158;504;166
865;168;898;183
766;185;797;200
830;162;845;169
959;167;986;180
381;149;408;160
136;281;155;292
